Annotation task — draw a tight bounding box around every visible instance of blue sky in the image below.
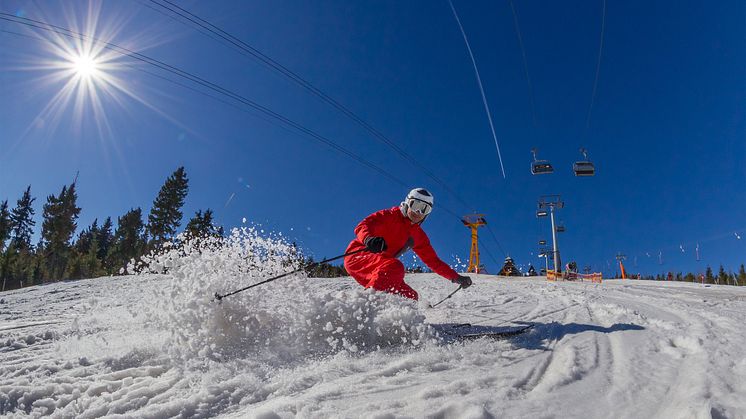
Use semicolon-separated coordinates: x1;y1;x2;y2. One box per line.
0;0;744;276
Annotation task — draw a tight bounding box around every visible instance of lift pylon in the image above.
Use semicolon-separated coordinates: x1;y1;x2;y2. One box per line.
462;214;487;273
616;253;627;279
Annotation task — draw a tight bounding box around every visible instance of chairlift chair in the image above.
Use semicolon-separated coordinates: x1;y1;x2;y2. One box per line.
555;223;566;233
531;148;554;175
573;148;595;177
538;239;547;245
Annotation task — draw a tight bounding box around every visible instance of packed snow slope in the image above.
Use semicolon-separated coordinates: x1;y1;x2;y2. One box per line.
1;230;745;418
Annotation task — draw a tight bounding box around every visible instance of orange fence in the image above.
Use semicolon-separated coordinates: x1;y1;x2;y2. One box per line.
579;273;603;283
547;270;603;283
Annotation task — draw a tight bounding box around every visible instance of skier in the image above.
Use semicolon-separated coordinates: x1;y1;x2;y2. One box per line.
344;188;472;300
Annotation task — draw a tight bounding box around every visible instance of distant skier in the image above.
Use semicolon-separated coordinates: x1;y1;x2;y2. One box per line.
344;188;472;300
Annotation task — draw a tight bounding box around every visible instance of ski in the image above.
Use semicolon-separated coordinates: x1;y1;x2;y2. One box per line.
433;323;534;341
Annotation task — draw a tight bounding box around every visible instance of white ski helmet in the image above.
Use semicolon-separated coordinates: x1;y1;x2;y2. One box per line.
401;188;434;219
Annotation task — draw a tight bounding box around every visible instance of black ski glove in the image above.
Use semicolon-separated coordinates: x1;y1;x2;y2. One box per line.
364;236;387;253
454;274;472;289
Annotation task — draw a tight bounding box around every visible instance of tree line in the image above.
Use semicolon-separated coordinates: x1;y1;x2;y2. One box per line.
619;264;746;286
0;167;224;291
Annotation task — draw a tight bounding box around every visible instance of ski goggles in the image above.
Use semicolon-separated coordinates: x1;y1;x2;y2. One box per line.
407;198;432;215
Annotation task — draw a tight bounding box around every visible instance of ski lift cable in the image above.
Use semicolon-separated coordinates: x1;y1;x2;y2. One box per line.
140;0;504;246
0;14;482;246
0;28;238;125
477;237;501;269
121;62;328;143
123;57;478;225
507;0;538;127
134;0;239;50
141;2;514;249
586;0;606;129
139;2;498;246
0;13;409;188
2;13;518;259
448;0;507;179
141;0;472;211
484;223;507;257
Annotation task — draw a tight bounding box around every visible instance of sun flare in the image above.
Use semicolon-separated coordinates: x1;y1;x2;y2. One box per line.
72;54;99;78
18;1;157;141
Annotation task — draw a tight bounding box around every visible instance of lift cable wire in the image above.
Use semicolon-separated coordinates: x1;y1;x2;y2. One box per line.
448;0;506;179
142;0;511;263
484;222;507;257
142;0;472;210
0;12;412;188
0;15;466;237
477;237;501;270
2;27;287;136
586;0;606;129
507;0;538;127
1;12;511;269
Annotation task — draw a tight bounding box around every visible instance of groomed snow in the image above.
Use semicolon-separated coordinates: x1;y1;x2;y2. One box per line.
2;229;746;418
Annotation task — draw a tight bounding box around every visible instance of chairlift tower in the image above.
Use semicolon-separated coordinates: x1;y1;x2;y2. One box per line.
616;253;627;279
538;248;553;276
462;214;487;273
538;195;564;273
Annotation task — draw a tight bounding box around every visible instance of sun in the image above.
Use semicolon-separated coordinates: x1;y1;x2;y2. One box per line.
16;1;175;146
72;54;99;79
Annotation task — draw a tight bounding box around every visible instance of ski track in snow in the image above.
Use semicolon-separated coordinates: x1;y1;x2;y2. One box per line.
1;235;745;418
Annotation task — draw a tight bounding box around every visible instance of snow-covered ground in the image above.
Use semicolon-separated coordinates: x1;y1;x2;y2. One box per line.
2;232;746;418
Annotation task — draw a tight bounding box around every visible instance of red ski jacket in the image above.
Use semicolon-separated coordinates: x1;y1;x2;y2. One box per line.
345;206;460;281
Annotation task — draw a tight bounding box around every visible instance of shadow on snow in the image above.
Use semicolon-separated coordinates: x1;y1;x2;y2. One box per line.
511;321;645;350
431;321;645;350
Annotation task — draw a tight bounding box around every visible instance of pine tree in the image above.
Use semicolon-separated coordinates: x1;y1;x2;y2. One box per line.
8;186;36;251
74;219;99;254
40;183;81;281
705;266;714;284
83;237;104;277
717;265;728;285
9;249;36;289
109;208;145;272
2;186;36;290
185;209;220;239
0;200;10;252
97;217;114;269
67;237;104;279
147;167;189;248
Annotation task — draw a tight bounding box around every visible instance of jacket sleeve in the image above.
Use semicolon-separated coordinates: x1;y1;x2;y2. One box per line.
354;208;390;244
411;227;460;281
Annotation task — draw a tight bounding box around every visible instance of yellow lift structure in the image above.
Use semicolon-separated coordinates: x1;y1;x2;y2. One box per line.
462;214;487;273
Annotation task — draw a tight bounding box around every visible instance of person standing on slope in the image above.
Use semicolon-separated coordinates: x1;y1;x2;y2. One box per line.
344;188;472;300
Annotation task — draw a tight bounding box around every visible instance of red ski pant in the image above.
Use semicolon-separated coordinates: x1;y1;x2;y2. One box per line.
344;252;418;300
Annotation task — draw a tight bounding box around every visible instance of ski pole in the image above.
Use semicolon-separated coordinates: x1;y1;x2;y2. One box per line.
429;284;463;308
214;248;365;301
